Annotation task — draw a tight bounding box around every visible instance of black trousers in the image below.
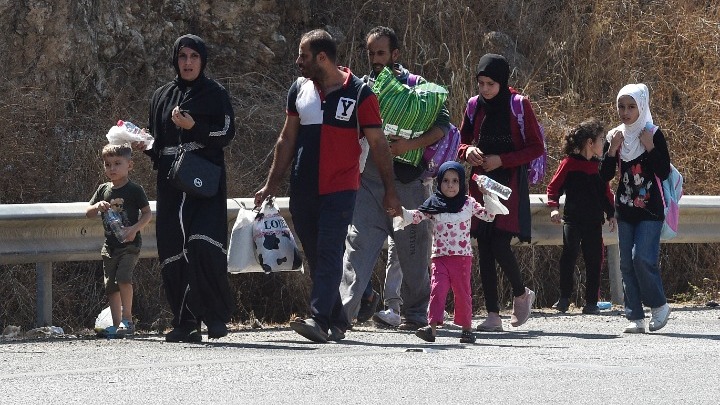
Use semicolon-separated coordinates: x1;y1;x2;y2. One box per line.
289;189;356;333
558;222;604;305
476;228;525;314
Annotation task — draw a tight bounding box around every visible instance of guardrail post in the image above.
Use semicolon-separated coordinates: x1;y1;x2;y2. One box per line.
606;245;623;306
36;262;53;327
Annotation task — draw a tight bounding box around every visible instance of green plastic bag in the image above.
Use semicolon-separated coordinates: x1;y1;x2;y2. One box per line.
372;67;448;166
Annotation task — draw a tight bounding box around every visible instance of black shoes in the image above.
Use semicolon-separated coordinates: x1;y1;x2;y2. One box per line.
553;297;570;313
289;318;329;343
165;320;228;342
328;326;346;342
582;305;600;315
207;321;228;339
459;330;476;344
356;290;380;323
165;324;202;343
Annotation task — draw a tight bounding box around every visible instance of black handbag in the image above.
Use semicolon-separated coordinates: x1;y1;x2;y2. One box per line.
167;147;221;198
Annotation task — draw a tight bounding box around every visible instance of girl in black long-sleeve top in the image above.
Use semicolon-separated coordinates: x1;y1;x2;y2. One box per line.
598;83;671;334
547;118;616;315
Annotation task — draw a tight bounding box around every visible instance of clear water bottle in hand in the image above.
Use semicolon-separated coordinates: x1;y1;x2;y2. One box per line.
106;210;125;242
118;120;142;135
472;174;512;200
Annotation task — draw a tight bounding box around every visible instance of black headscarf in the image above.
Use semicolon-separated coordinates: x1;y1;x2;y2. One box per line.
418;161;467;214
475;54;513;156
171;33;224;119
172;34;208;80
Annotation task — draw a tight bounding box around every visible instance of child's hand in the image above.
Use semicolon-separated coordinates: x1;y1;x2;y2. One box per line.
639;127;655;152
392;206;412;231
477;183;489;195
608;130;623;156
95;201;111;213
607;217;617;232
550;210;561;224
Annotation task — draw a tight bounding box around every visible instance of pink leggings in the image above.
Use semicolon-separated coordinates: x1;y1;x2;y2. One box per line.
428;255;473;328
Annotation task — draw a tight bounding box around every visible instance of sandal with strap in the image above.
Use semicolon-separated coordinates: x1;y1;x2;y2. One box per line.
460;330;476;344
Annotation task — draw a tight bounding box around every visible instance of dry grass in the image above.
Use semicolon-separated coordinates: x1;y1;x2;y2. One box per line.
1;0;720;330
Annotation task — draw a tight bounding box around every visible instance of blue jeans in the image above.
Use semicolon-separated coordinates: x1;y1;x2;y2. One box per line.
618;220;667;320
290;189;356;333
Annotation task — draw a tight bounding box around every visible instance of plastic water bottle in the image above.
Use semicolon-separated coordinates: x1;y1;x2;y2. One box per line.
106;210;125;241
597;301;612;310
118;120;142;135
472;174;512;200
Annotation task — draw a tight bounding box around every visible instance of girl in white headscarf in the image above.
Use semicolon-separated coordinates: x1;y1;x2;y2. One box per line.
599;83;672;334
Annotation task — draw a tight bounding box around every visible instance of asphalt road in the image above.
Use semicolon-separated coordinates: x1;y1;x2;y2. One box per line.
2;305;719;404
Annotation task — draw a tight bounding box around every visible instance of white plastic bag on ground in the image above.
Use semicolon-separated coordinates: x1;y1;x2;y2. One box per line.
94;306;113;330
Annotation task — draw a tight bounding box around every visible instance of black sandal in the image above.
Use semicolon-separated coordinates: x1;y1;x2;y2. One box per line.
460;330;476;344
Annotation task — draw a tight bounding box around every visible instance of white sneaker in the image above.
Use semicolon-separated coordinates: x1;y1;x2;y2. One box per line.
649;303;671;332
372;308;401;327
510;288;535;327
623;319;646;334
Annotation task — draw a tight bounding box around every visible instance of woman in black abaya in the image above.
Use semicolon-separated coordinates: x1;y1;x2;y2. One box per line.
141;34;235;342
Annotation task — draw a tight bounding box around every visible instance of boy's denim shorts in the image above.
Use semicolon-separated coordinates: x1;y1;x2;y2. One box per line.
101;245;140;294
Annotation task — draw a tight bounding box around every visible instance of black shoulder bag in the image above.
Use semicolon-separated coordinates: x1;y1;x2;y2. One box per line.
168;145;221;198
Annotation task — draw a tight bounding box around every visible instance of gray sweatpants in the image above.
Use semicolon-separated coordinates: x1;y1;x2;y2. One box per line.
340;164;431;325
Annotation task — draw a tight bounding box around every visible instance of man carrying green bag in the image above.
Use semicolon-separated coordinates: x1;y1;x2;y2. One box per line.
372;66;449;167
340;26;452;331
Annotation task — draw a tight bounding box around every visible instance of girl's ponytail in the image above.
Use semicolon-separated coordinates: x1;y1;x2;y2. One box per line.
562;118;605;156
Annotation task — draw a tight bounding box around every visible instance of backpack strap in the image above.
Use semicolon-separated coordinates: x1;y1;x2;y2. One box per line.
466;95;480;124
406;73;420;87
655;174;668;210
510;93;526;141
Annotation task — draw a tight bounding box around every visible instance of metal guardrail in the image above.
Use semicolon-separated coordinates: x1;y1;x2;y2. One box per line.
1;196;718;326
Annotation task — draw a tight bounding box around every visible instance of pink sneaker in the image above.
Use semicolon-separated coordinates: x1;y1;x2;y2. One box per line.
476;312;503;332
510;288;535;327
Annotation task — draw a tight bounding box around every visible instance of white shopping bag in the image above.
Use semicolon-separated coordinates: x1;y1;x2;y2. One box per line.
227;206;265;273
253;198;304;273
